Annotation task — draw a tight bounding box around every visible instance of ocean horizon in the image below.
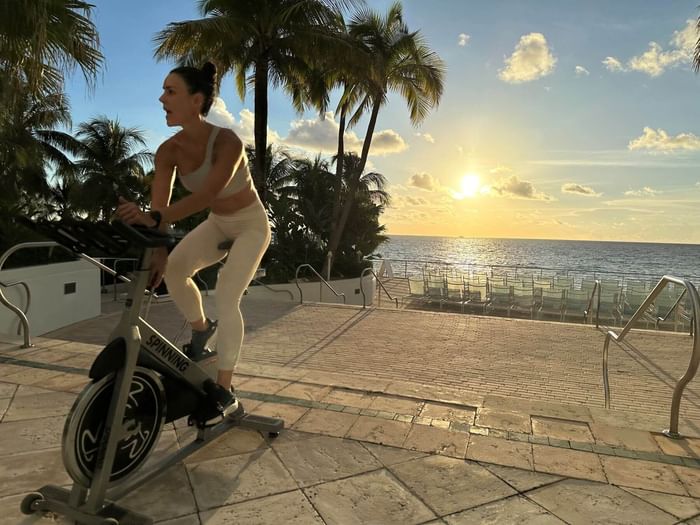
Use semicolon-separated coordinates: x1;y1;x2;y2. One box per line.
373;235;700;280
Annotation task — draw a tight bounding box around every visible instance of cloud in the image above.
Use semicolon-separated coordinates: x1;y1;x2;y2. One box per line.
574;65;590;76
499;33;557;83
408;172;440;191
415;132;435;143
604;19;695;77
283;111;407;155
628;127;700;153
624;186;662;197
561;183;601;197
491;175;554;200
458;33;470;47
206;99;282;146
602;56;624;72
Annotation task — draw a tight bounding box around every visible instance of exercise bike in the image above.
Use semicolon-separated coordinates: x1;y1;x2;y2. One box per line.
17;217;284;525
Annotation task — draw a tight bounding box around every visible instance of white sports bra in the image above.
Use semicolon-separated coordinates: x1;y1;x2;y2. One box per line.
177;126;253;198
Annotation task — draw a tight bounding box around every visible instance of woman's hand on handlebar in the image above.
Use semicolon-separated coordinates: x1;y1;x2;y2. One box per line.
117;197;157;227
150;247;168;289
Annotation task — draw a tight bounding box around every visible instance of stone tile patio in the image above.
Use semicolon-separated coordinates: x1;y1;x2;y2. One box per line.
1;296;700;523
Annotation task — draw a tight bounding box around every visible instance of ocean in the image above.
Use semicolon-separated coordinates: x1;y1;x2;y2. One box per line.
372;235;700;281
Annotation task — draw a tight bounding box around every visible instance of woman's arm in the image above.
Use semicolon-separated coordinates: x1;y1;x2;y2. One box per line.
156;128;243;224
151;141;177;230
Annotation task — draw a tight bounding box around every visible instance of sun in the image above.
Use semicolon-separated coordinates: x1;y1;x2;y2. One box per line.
459;173;481;198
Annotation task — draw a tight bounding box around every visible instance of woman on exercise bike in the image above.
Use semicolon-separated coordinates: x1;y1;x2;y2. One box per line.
116;62;270;421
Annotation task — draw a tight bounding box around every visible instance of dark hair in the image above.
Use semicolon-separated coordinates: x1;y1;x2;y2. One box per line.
170;62;218;116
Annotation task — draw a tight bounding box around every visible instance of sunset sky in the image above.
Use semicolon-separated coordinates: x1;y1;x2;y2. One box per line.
65;1;700;243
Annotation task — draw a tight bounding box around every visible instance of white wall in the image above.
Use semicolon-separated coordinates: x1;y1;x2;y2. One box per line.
244;275;376;306
0;260;100;336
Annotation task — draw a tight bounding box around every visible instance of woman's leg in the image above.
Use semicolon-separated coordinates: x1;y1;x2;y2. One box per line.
213;212;271;382
164;216;227;327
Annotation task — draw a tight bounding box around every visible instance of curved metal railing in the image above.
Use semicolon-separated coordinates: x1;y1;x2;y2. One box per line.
602;275;700;438
583;280;601;328
359;267;398;309
294;264;346;305
0;279;31;346
0;241;161;348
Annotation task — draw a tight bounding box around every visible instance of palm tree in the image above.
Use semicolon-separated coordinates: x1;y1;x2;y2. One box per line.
324;2;445;276
152;0;360;206
0;0;103;104
71;117;153;220
0;87;78;210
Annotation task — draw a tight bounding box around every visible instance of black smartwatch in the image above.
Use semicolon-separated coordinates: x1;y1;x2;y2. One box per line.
148;210;162;228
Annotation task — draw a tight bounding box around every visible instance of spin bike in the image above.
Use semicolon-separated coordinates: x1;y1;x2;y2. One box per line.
17;217;284;525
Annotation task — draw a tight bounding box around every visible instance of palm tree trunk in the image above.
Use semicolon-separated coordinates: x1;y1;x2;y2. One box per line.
322;105;347;277
253;58;269;207
325;99;381;276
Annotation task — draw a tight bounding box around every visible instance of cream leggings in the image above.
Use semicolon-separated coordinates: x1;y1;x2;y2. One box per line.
164;200;271;370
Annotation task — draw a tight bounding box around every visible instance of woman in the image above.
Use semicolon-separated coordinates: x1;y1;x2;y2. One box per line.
117;62;270;422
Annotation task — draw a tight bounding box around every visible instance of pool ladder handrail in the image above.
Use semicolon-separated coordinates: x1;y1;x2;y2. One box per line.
602;275;700;439
360;267;398;309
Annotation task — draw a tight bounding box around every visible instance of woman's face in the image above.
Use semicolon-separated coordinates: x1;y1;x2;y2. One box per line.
158;73;202;127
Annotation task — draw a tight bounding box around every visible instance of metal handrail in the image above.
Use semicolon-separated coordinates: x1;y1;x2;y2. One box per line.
0;279;30;336
360;267;398;309
655;289;692;335
0;241;164;348
294;264;346;305
249;278;295;300
583;280;601;328
602;275;700;438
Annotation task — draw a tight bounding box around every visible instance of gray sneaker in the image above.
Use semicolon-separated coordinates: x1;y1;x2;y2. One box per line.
205;387;245;426
185;318;218;361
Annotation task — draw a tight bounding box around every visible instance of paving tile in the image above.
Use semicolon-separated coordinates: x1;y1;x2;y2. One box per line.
321;388;375;409
345;415;411;448
239;377;291;395
588;406;669;435
368;395;423;416
0;415;65;456
362;442;427;466
178;426;267;464
481;463;562;492
600;456;686;495
274;434;381;487
0;396;8;420
157;515;201;525
653;434;700;458
528;478;677;524
35;373;90;393
0;382;16;398
187;448;298;509
276;382;332;401
200;490;324;524
390;455;516;515
420;402;476;424
532;444;606;482
403;424;469;458
304;469;436;525
444;494;565;524
589;423;660;453
674;465;700;498
2;390;77;422
293;408;358;437
476;408;531;433
249;401;309;425
117;464;197;522
531;416;594;443
467;434;533;470
528;400;593;423
0;367;65;385
0;447;72;498
623;487;700;520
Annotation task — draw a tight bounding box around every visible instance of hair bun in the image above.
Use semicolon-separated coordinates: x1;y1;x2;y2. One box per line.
201;62;217;85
